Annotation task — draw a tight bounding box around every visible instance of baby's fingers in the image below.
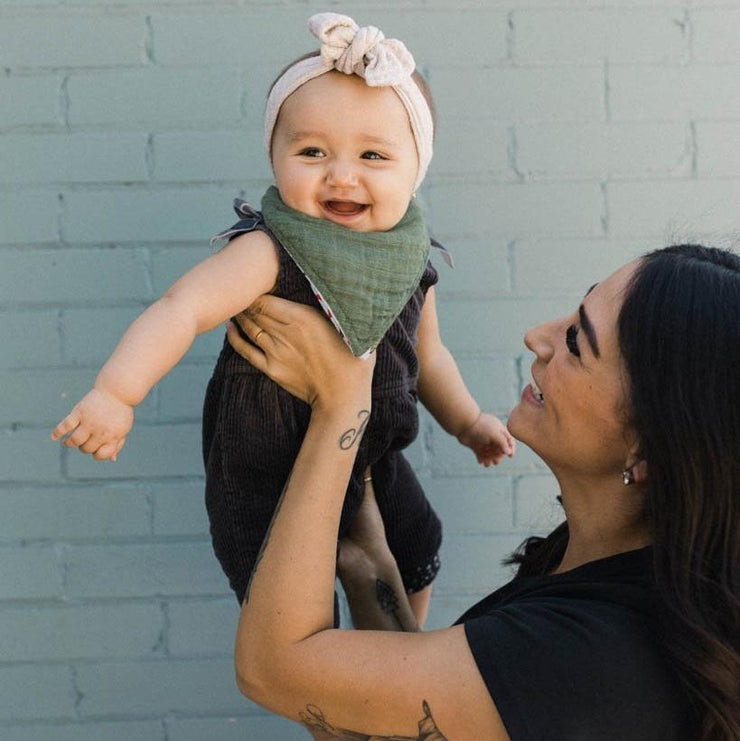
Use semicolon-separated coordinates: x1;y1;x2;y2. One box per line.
51;410;81;441
93;439;123;461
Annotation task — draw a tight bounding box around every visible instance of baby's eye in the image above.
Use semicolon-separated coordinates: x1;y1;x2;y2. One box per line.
299;147;324;158
566;325;581;357
361;151;385;160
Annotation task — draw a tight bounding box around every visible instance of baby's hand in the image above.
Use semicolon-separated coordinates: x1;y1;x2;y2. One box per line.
51;388;134;461
457;412;515;467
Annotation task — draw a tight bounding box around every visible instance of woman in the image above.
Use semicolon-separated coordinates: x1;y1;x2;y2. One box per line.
228;244;739;740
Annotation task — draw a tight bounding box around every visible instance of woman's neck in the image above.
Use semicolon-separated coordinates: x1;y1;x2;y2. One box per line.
551;475;652;574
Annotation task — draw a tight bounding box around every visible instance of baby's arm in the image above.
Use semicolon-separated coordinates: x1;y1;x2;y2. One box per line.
51;231;279;460
416;286;515;467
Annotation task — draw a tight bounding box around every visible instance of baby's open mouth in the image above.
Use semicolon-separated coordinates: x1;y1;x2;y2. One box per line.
323;200;367;216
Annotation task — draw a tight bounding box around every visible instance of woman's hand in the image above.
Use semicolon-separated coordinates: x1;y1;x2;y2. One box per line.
227;296;375;412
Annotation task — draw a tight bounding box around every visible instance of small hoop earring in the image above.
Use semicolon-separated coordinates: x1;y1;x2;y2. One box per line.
622;469;635;486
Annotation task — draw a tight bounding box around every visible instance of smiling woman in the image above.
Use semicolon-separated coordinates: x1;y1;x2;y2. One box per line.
228;243;739;741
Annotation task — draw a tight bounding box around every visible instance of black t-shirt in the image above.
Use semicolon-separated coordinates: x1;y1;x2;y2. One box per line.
457;548;696;740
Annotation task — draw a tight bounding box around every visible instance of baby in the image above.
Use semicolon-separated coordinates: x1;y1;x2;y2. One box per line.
52;13;514;623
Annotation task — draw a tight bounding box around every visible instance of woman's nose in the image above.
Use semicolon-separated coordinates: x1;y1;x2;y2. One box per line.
524;319;557;361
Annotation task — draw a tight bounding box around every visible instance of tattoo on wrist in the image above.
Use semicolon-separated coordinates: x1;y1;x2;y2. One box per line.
376;578;405;632
300;700;448;740
338;410;370;450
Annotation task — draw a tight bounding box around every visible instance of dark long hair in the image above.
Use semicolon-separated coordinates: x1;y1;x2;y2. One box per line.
618;245;740;740
510;245;740;739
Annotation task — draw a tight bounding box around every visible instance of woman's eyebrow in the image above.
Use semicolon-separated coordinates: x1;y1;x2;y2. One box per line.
579;304;600;358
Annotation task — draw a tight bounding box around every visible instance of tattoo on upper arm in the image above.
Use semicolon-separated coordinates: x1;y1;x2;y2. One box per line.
339;410;370;450
300;700;448;740
376;578;405;631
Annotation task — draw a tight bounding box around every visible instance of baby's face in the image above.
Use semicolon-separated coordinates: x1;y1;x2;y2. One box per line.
271;72;419;232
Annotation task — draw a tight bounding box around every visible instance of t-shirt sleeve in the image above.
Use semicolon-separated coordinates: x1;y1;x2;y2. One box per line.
463;600;690;741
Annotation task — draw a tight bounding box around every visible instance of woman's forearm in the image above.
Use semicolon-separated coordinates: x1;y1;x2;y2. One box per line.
235;394;371;692
340;555;420;632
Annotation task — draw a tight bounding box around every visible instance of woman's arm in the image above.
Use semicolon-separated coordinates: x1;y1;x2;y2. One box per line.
337;478;420;632
229;298;509;741
51;231;278;459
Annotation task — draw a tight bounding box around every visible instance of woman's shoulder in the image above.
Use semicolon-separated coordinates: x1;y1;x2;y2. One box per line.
458;548;696;740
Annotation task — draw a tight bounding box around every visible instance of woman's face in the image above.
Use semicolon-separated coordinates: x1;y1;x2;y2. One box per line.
508;261;639;480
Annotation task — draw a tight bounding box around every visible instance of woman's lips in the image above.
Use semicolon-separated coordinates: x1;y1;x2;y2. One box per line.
522;383;545;407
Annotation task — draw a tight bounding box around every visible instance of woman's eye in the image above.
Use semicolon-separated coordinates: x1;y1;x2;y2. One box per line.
299;148;324;158
566;325;581;357
361;151;384;160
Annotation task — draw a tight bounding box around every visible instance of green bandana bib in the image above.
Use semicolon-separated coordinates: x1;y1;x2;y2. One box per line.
260;186;431;357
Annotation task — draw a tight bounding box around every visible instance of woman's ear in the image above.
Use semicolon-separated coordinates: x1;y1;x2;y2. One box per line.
624;439;648;485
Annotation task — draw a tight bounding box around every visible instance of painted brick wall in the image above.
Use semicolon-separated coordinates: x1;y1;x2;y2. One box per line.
1;1;738;738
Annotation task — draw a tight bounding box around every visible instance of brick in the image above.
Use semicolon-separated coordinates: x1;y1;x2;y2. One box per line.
514;238;645;295
167;715;309;741
66;423;205;479
515;473;564;533
0;545;60;599
0;602;162;661
424;592;479;630
0;191;59;245
454;355;521;413
167;598;238;656
427;182;605;238
696;122;740;177
61;306;142;366
608;180;740;238
75;658;245;716
436;296;573;354
430;120;511;178
151;11;310;66
515;122;691;179
67;69;242;125
692;9;740;62
419;474;514;534
431;66;604;123
63;541;226;598
513;9;687;63
0;429;60;483
367;9;509;67
0;311;60;368
435;532;523;595
0;486;150;541
0;368;155;426
0;665;76;721
153;130;270;183
610;64;740;121
0;16;146;69
151;482;208;537
0;247;150;303
0;133;148;185
0;75;61;128
0;721;163;741
63;187;236;243
157;363;212;421
151;246;210;295
431;238;510;297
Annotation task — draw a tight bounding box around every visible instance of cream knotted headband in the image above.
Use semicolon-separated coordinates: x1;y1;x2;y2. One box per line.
264;12;434;193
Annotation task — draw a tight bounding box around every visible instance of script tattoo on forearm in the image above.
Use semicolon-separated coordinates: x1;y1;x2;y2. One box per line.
300;700;448;740
242;471;291;605
338;410;371;450
376;578;406;631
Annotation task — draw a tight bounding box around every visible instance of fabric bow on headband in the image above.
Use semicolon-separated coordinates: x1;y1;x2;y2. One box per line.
264;12;434;192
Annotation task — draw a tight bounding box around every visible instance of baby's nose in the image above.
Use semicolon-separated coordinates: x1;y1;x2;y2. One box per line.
327;161;358;187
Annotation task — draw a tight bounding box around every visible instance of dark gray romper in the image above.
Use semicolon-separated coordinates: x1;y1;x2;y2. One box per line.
202;203;443;604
